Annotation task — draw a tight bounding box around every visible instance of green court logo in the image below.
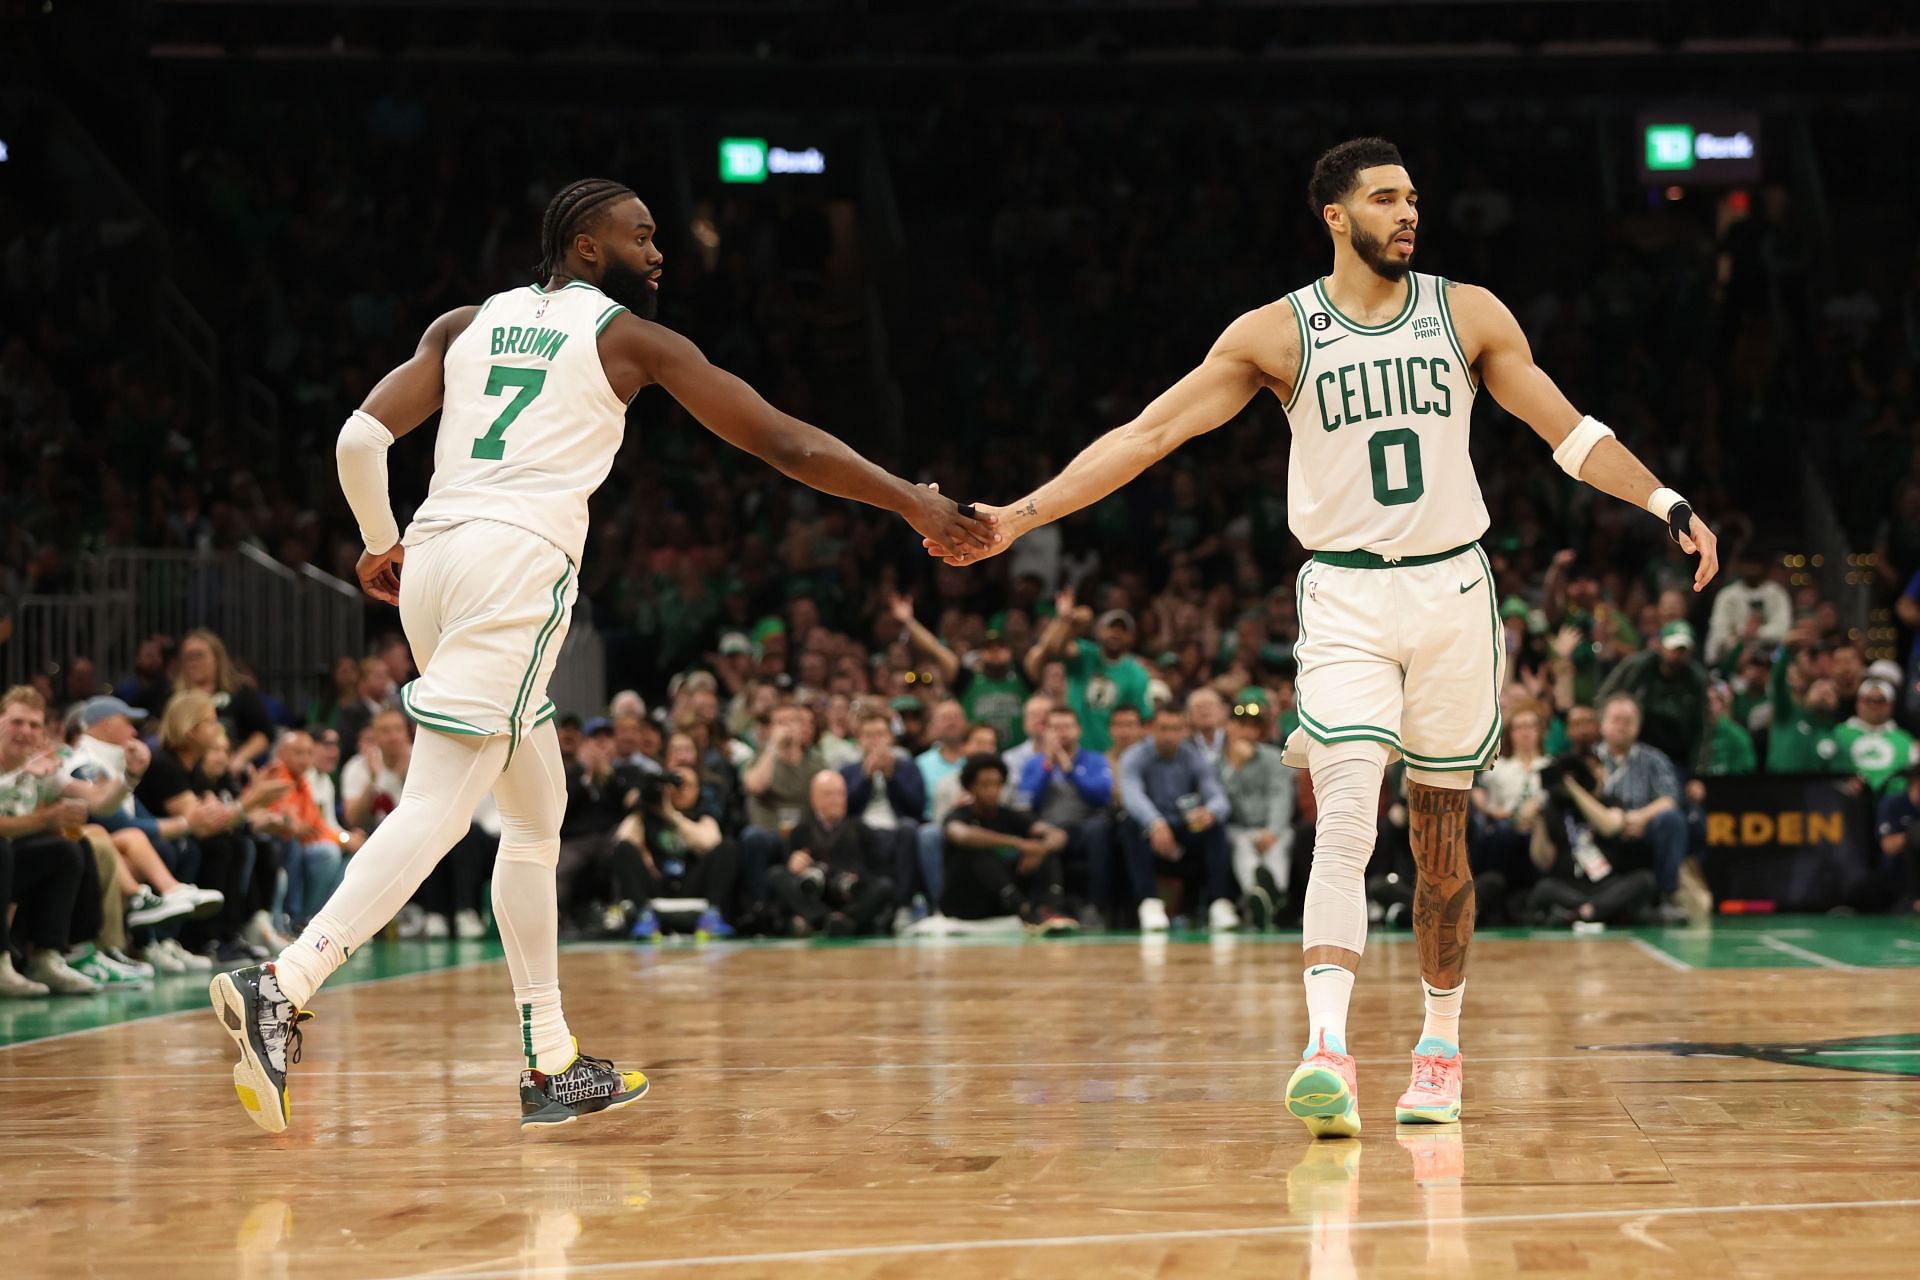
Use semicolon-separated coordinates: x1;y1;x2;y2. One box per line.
1586;1033;1920;1078
1644;124;1696;172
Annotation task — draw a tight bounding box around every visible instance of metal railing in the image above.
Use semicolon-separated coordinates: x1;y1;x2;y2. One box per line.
4;549;362;712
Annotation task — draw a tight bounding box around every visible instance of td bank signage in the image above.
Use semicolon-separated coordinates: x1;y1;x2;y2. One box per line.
1637;112;1762;184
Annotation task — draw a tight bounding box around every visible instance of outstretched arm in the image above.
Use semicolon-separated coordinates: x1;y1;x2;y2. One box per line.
338;305;479;603
889;594;960;686
613;316;994;553
1453;283;1719;592
927;306;1290;565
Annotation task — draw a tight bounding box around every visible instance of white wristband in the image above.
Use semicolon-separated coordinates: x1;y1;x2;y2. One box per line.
1646;487;1685;521
337;409;400;555
1550;414;1615;479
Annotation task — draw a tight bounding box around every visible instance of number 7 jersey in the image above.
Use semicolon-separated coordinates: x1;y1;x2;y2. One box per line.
404;280;631;566
1280;273;1488;559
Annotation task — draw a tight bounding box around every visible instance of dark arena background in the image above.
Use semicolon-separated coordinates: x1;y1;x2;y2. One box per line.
3;2;1919;1277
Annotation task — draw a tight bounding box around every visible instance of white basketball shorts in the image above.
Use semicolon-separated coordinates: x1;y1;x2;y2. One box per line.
396;518;577;760
1282;542;1506;773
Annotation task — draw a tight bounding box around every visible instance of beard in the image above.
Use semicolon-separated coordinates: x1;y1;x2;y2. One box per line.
1350;220;1412;282
599;259;659;319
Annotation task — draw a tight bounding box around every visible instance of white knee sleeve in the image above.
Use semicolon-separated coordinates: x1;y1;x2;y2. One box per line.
1303;739;1388;956
1404;766;1474;791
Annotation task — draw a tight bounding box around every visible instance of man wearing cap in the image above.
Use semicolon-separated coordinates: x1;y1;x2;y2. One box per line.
1705;550;1792;665
1596;620;1710;771
1833;678;1919;796
1029;587;1152;754
888;594;1031;749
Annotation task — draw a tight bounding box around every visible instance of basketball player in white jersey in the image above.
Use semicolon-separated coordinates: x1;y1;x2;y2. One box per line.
925;138;1718;1136
210;178;995;1133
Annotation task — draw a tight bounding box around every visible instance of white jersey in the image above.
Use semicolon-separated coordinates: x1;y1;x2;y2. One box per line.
404;280;630;565
1281;272;1487;558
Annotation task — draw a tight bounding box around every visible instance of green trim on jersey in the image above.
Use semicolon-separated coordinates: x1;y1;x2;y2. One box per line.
1312;274;1419;336
400;682;492;738
1312;541;1478;570
528;280;604;297
1284;293;1313;414
507;561;574;763
594;303;628;335
477;292;502;317
1435;277;1478;391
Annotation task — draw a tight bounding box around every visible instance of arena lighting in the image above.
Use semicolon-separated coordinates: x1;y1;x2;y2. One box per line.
0;139;9;163
718;137;827;184
1636;112;1762;185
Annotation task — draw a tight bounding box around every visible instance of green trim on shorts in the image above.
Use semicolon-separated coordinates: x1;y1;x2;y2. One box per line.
400;681;492;737
1310;541;1478;570
507;560;574;764
1401;544;1503;769
533;700;558;728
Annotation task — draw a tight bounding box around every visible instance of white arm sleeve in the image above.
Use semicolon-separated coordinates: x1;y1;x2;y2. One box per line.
336;409;400;555
1550;414;1615;479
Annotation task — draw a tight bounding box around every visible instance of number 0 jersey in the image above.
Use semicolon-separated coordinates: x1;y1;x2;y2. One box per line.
404;281;631;565
1281;272;1488;559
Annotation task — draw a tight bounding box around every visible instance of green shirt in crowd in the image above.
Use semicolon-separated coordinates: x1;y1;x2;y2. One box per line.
1766;648;1843;774
1831;718;1919;795
1064;638;1152;753
1702;713;1757;776
1596;649;1710;772
956;667;1031;747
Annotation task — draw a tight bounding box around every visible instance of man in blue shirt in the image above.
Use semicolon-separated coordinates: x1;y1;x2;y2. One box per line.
1019;706;1115;926
1873;766;1920;914
1118;704;1238;931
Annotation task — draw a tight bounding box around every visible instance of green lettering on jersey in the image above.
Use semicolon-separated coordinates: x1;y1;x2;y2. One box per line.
1405;355;1429;415
543;331;568;360
1428;357;1453;417
1315;371;1340;432
1337;364;1362;428
490;327;504;356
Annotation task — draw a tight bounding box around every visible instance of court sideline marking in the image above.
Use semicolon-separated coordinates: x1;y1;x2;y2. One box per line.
1629;937;1692;971
378;1196;1920;1278
1757;934;1864;971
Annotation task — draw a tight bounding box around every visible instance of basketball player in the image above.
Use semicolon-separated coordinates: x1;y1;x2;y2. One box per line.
211;178;995;1133
925;138;1718;1135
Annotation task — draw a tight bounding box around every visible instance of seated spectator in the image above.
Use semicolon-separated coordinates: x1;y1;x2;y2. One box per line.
342;709;409;831
335;657;396;748
1017;705;1115;926
258;729;361;931
200;728;295;952
765;770;894;937
1526;752;1659;926
558;719;647;928
1592;694;1708;923
1218;692;1293;928
1105;704;1147;812
1472;701;1550;892
910;699;972;910
1118;705;1238;932
1597;621;1709;770
617;766;741;940
1833;676;1916;796
840;710;926;920
1872;767;1920;915
998;694;1054;788
814;694;861;771
1186;688;1229;765
941;755;1076;932
741;704;829;907
612;711;664;774
930;722;1000;824
175;628;277;773
0;686;103;994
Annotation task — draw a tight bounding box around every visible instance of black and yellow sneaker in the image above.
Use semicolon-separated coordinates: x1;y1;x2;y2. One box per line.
519;1042;650;1129
210;963;312;1135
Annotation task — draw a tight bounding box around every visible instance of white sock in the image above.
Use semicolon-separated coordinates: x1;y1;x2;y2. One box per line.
1418;980;1464;1053
490;722;574;1075
272;730;507;1009
1303;963;1356;1056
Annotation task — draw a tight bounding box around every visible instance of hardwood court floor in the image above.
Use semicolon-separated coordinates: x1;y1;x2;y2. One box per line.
6;922;1920;1279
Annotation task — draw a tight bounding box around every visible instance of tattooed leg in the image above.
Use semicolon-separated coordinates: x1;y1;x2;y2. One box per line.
1407;780;1474;989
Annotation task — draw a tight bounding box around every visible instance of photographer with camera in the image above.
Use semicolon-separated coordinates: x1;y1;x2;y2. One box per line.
555;719;649;927
1525;748;1658;927
765;770;895;937
614;766;741;941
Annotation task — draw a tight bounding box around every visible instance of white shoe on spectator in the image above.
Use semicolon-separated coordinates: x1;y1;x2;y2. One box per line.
104;947;156;979
140;939;188;974
165;884;226;921
126;886;194;929
243;910;293;953
423;912;451;939
1208;899;1242;932
1138;898;1171;932
454;909;487;940
27;949;103;995
891;905;914;935
160;937;214;972
68;944;150;988
394;903;426;938
0;953;50;998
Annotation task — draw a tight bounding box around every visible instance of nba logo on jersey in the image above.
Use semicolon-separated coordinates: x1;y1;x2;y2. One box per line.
534;297;551;320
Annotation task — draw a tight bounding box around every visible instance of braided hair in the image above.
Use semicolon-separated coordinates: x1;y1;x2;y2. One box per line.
535;178;635;282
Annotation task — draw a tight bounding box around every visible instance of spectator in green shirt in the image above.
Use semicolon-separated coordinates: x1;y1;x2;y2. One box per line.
1027;588;1152;753
1767;629;1845;774
1596;621;1710;772
1833;677;1919;795
1700;680;1758;776
888;594;1031;748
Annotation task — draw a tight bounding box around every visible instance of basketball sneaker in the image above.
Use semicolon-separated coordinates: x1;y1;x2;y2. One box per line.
519;1041;650;1129
210;963;313;1135
1394;1037;1464;1124
1286;1031;1361;1138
